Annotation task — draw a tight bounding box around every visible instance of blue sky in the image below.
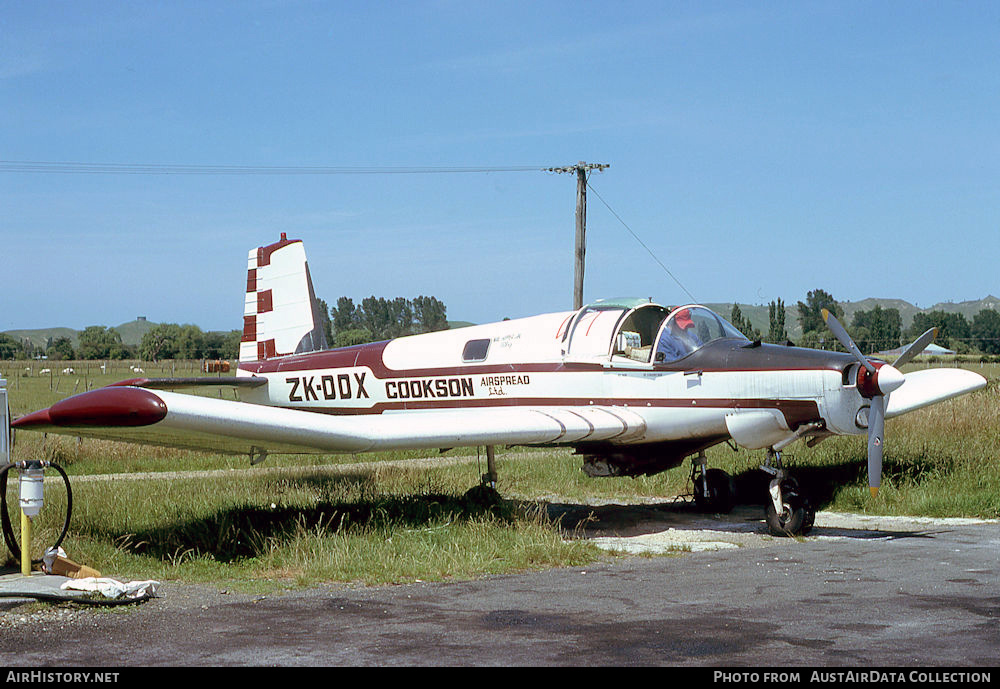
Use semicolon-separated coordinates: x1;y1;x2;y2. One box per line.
3;1;998;331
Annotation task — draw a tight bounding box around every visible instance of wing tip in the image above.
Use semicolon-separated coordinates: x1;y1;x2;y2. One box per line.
14;387;168;429
10;408;54;430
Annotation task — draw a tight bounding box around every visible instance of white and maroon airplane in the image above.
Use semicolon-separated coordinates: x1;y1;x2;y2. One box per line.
12;235;987;535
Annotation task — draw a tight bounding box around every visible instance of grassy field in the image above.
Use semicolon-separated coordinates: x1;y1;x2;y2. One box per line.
1;359;996;591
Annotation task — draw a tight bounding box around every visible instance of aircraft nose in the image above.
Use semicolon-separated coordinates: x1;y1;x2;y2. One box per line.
876;364;905;396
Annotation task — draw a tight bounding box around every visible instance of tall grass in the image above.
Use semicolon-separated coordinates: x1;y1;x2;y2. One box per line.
3;459;602;589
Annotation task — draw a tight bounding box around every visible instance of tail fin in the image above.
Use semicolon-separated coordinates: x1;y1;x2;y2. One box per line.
239;234;328;363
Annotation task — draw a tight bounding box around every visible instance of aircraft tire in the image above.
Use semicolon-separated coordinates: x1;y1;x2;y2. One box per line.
463;483;501;510
765;480;814;537
693;468;736;514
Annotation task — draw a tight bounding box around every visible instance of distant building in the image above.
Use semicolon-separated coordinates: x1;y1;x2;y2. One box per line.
879;342;955;358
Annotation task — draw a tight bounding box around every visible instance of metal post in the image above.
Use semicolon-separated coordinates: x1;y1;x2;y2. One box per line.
18;462;44;576
485;445;497;488
20;510;31;576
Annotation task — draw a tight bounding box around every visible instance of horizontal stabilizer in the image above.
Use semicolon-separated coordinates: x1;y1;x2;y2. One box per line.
886;368;987;418
108;377;267;390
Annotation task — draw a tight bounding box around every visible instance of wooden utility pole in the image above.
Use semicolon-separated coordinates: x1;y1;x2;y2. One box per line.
548;162;610;309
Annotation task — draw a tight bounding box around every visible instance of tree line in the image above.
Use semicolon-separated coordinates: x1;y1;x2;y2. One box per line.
0;326;245;362
729;288;1000;355
0;294;450;361
4;288;997;361
322;295;449;347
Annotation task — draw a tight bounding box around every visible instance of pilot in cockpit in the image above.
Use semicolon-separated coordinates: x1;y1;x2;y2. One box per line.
655;308;703;362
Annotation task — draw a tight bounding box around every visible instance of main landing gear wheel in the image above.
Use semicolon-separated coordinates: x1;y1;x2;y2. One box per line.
463;481;501;509
764;477;815;537
693;468;736;514
463;445;501;509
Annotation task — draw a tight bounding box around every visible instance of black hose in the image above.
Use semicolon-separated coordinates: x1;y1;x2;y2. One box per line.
0;462;152;606
1;461;73;565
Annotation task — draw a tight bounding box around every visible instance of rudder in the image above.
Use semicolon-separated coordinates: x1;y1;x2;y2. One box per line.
240;233;328;362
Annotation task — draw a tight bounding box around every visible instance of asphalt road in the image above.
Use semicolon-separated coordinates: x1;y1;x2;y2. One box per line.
1;504;998;668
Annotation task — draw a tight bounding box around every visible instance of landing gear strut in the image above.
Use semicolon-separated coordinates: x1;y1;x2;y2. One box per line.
463;445;501;508
690;452;736;514
761;448;815;536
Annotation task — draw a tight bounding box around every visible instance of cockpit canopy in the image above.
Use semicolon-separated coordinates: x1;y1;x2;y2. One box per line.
646;305;750;363
563;299;749;364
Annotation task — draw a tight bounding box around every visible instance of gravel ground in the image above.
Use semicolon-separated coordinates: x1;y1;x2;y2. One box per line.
2;504;998;667
2;500;995;635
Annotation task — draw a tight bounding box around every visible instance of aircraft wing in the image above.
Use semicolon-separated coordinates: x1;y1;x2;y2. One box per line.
12;386;650;456
886;368;987;418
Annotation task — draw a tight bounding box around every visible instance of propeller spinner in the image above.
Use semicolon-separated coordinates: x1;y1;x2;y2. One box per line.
821;309;934;497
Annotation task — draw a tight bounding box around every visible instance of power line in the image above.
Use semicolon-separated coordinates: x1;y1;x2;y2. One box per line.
0;160;549;175
586;181;698;304
6;158;704;309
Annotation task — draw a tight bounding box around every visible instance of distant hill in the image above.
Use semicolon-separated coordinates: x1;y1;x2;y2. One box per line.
112;318;158;347
3;326;80;352
707;296;999;340
6;318;185;351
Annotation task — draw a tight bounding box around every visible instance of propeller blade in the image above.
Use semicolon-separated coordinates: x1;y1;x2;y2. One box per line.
892;327;938;369
867;395;885;497
821;308;876;373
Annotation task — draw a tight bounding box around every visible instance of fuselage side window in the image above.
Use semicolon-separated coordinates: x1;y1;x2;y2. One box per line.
462;338;491;362
612;305;670;363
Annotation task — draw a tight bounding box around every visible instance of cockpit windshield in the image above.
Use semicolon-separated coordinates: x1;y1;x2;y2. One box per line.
652;306;749;363
610;304;749;364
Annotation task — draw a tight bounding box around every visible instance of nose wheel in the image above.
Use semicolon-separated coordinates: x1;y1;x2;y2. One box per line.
761;449;815;536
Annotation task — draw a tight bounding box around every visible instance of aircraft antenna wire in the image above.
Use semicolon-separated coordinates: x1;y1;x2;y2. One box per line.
586;182;698;304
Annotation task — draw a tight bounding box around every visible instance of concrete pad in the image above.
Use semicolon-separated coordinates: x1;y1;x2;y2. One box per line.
0;571;79;604
589;528;742;554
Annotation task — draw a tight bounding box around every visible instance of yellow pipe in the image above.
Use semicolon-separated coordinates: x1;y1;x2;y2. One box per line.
20;510;31;576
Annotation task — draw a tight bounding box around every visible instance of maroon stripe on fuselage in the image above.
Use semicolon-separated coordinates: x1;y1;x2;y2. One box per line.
235;339;834;430
273;396;821;429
